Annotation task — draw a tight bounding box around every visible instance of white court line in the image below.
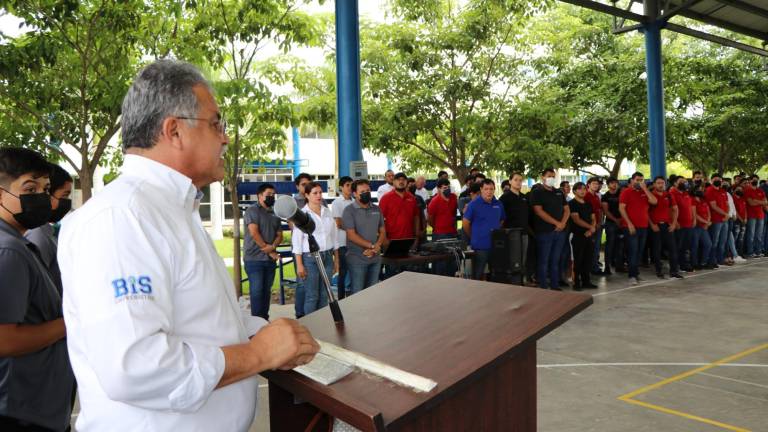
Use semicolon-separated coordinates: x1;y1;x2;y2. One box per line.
537;362;768;368
699;371;768;390
593;258;768;297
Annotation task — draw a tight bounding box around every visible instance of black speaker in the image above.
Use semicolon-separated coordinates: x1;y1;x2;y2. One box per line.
490;228;524;274
489;272;523;285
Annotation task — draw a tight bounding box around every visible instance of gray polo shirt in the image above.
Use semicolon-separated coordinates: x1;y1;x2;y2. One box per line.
243;202;282;262
341;201;384;265
0;219;75;430
24;223;62;295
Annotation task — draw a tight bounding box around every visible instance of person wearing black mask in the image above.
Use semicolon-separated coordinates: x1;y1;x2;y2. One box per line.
342;179;387;294
407;177;427;242
24;163;73;296
243;183;283;319
428;178;459;276
0;147;76;432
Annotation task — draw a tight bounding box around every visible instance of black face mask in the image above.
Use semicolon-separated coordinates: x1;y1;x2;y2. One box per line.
49;197;72;223
441;188;451;198
694;191;705;198
0;188;52;230
263;195;275;208
735;190;744;197
408;186;417;194
677;183;687;192
633;183;642;190
713;180;722;188
359;191;372;204
752;181;759;187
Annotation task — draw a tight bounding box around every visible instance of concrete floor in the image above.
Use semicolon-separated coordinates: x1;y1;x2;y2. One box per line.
73;258;768;431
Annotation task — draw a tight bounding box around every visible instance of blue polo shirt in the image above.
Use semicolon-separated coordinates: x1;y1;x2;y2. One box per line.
463;196;504;251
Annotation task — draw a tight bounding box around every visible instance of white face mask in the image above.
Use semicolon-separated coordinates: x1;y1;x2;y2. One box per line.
544;177;557;188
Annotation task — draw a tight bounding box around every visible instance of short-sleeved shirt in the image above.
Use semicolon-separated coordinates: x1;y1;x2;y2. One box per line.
0;219;74;430
24;223;62;294
601;190;621;221
694;197;711;228
619;187;650;228
499;191;529;229
427;194;458;235
733;195;747;220
745;186;766;220
378;190;419;240
649;190;676;225
530;187;567;233
463;196;504;251
568;199;593;235
705;186;729;223
331;196;355;248
243;202;283;262
341;201;384;264
585;191;602;222
675;192;694;228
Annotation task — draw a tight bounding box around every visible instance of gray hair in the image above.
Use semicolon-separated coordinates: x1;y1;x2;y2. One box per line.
121;60;212;151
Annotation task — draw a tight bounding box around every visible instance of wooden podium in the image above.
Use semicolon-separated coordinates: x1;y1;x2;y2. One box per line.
262;272;592;431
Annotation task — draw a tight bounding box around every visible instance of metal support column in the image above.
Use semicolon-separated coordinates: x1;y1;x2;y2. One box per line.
643;0;667;179
335;0;363;178
292;126;301;177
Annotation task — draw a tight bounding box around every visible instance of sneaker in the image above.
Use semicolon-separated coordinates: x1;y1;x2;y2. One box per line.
583;282;598;289
629;277;639;285
734;256;747;263
670;273;684;279
656;273;667;279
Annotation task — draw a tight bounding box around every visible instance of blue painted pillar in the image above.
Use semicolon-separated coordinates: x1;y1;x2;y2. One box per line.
643;1;666;179
335;0;363;178
387;156;393;171
292;126;301;177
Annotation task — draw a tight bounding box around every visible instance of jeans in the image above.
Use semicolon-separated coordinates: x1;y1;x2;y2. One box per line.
433;233;458;276
675;227;693;270
472;249;491;280
591;225;603;272
650;224;679;275
604;221;620;272
691;227;713;266
572;233;594;286
348;259;382;294
726;219;738;259
244;260;277;320
559;231;571;281
337;246;349;298
734;221;745;256
745;218;764;256
536;230;567;289
302;250;334;315
624;227;648;279
708;222;728;264
293;254;305;318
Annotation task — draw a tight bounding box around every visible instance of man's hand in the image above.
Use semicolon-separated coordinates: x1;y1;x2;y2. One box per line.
297;264;307;279
363;248;376;258
667;224;676;233
250;319;320;370
261;244;276;254
628;224;636;235
650;223;659;233
269;252;281;261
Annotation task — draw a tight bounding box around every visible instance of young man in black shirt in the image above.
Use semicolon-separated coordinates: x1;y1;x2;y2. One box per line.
569;183;598;290
531;168;570;290
601;177;623;274
499;172;530;281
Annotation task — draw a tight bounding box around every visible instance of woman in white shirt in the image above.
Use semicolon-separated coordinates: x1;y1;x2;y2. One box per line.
292;182;339;314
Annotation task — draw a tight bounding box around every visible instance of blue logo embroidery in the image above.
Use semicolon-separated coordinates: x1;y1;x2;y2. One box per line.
112;275;153;299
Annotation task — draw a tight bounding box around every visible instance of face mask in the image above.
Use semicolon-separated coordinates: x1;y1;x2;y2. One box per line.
735;190;744;197
263;195;275;208
752;181;758;187
49;197;72;223
544;177;557;188
713;180;722;187
359;191;372;204
0;188;52;230
441;188;451;198
408;186;417;194
694;191;705;198
677;183;687;192
633;183;642;190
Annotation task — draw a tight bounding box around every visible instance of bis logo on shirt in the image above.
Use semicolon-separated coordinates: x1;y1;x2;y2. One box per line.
112;275;155;303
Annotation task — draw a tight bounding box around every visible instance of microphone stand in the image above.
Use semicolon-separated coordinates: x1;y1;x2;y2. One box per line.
307;233;344;324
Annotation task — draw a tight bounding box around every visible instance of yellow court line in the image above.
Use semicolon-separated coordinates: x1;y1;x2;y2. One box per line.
618;342;768;431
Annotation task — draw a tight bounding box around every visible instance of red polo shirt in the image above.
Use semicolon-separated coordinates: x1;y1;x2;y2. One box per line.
649;190;676;225
619;187;650;228
744;186;766;220
585;191;602;221
427;193;458;235
694;197;710;228
705;185;729;223
379;190;419;239
733;195;747;220
675;192;694;228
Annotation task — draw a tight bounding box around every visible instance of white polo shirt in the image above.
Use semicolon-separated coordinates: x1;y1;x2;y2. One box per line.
291;204;337;254
58;155;267;432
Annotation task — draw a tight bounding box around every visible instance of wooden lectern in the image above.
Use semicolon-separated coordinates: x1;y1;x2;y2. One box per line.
262;272;592;431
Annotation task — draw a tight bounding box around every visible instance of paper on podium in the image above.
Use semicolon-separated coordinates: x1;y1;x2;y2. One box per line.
294;352;354;385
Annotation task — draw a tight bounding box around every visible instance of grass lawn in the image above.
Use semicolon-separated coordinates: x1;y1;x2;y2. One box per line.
216;238;297;297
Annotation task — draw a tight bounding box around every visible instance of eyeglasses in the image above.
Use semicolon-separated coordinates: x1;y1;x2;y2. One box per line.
175;116;228;136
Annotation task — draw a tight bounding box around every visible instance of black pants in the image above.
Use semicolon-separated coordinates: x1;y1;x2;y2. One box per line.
651;223;679;274
0;416;55;432
571;233;594;287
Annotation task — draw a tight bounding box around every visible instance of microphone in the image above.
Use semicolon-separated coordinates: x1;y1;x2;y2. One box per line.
274;195;315;234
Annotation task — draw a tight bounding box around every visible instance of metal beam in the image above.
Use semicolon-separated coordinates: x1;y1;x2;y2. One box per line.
666;22;768;56
558;0;647;22
335;0;363;178
643;0;667;180
713;0;768;20
659;0;704;20
676;8;768;42
613;22;645;34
